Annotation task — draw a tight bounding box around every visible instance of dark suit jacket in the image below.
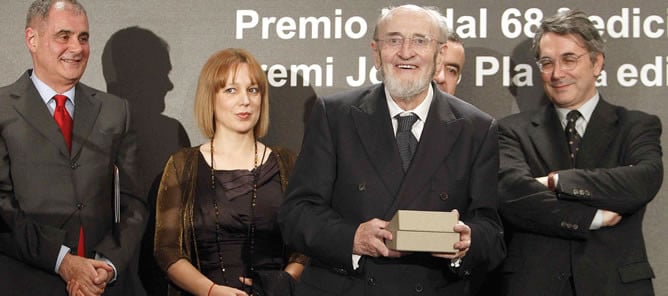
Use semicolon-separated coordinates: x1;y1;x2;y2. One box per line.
279;83;505;296
497;98;662;296
0;71;148;295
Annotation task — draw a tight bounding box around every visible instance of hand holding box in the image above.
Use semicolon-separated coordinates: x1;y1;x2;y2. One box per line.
385;210;459;253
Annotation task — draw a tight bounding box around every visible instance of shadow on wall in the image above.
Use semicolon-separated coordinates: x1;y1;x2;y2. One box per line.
102;26;192;296
455;39;550;120
455;46;519;120
262;71;317;155
507;38;551;113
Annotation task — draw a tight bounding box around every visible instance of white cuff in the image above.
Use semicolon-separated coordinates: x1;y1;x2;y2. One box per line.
352;254;361;270
55;245;71;273
589;210;604;230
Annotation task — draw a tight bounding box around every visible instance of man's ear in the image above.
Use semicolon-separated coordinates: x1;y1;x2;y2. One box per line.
371;40;381;69
593;53;604;77
25;27;38;52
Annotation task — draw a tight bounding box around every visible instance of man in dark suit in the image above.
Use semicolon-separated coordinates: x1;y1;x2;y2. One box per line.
279;5;505;295
0;1;147;295
497;10;662;296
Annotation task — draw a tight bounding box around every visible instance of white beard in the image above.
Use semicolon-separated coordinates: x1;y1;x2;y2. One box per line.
383;70;431;100
378;52;438;101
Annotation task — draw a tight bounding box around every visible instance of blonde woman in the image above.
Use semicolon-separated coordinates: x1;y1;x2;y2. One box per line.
155;48;306;296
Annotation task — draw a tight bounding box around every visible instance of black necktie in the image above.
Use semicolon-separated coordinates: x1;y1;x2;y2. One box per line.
396;113;418;172
565;110;582;166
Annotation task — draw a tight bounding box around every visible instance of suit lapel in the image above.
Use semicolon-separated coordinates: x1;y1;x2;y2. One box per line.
577;99;617;168
351;86;404;198
10;73;71;158
71;84;102;159
384;92;463;218
528;105;572;170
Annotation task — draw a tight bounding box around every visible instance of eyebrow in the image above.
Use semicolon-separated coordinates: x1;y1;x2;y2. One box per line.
446;63;461;70
382;32;403;38
539;52;582;59
55;29;89;37
382;32;428;38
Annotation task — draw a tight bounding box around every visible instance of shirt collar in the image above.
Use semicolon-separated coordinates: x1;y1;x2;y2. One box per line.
385;84;433;122
30;70;76;105
555;92;599;125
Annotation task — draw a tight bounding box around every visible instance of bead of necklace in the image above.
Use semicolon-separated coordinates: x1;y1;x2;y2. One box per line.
209;139;260;288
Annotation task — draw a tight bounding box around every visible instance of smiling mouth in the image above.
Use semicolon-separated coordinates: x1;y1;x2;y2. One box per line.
550;80;574;89
61;58;82;63
396;64;417;69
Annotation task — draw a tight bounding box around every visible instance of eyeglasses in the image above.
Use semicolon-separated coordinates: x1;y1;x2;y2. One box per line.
376;36;442;50
536;53;588;73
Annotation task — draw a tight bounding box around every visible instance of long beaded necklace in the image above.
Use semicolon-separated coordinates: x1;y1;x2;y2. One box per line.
209;139;261;289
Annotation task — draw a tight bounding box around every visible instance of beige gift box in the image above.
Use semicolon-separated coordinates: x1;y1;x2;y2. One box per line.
385;210;459;253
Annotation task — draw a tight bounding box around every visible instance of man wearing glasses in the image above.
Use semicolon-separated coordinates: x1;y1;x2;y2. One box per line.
497;10;661;296
279;4;505;296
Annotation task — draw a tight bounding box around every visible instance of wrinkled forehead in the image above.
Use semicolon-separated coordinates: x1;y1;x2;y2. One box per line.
538;32;588;58
378;7;438;38
445;42;465;65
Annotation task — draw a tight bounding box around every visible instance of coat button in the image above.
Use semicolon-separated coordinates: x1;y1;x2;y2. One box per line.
76;203;84;209
367;276;375;286
358;183;366;191
415;283;423;292
439;192;449;201
333;268;347;275
71;162;79;169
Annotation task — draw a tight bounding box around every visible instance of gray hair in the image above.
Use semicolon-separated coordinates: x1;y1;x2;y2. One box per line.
532;9;605;63
26;0;86;29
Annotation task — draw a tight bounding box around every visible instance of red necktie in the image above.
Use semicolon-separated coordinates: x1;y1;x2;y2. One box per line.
53;95;72;152
53;95;84;256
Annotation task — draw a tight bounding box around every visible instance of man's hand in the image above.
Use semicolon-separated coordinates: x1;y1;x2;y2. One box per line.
67;279;83;296
93;266;114;286
58;254;113;296
433;209;471;260
353;218;401;258
67;261;114;296
601;210;622;227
